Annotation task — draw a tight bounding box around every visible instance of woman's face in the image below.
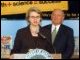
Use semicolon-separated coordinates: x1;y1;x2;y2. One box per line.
28;11;41;26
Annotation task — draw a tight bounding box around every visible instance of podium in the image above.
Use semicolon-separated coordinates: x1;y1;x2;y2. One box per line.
11;52;79;59
51;54;61;59
11;54;61;59
11;49;62;59
1;48;62;59
1;48;79;59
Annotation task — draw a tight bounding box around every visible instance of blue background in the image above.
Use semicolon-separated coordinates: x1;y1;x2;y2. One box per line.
1;19;79;49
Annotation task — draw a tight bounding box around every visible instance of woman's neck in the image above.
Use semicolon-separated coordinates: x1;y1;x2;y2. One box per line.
30;25;39;29
30;25;39;36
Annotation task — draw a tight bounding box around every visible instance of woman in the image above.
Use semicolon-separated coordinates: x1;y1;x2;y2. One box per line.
11;7;52;55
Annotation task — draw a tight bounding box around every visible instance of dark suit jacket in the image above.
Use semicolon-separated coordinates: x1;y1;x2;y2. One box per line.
41;24;74;59
11;25;52;55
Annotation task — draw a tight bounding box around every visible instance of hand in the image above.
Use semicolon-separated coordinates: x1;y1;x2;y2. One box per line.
51;54;61;59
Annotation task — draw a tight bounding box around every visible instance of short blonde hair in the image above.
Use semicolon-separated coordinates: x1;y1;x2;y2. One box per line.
26;7;42;20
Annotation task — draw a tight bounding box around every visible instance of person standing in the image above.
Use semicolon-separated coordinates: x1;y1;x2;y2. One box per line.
41;9;75;59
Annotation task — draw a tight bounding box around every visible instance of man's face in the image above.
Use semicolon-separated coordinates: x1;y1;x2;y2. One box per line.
51;10;64;25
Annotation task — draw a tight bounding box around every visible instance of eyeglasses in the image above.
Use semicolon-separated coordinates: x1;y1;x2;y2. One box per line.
29;16;40;19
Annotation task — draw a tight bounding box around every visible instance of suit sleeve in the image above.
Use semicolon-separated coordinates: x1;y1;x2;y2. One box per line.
62;28;75;59
10;30;22;55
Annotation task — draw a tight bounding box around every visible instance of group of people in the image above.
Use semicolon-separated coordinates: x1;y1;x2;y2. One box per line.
11;7;74;59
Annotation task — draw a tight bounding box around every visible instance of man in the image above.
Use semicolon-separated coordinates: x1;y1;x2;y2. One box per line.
41;9;74;59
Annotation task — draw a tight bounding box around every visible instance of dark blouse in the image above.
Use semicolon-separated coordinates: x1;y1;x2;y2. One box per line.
11;25;53;54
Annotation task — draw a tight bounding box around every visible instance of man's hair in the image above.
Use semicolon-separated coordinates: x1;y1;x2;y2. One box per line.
52;9;65;16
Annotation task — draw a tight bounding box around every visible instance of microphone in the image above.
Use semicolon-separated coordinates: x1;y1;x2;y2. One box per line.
36;28;46;39
38;33;46;39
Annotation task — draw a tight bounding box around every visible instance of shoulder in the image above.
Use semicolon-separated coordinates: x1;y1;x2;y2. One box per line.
61;24;73;33
17;27;27;32
40;24;52;35
42;24;52;30
16;26;29;34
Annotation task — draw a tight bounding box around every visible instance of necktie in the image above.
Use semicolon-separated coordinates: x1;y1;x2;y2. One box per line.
52;27;57;44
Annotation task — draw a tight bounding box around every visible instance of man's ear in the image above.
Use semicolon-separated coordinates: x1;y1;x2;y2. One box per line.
62;15;65;20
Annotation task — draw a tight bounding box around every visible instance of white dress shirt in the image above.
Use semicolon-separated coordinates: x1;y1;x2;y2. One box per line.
51;24;61;33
